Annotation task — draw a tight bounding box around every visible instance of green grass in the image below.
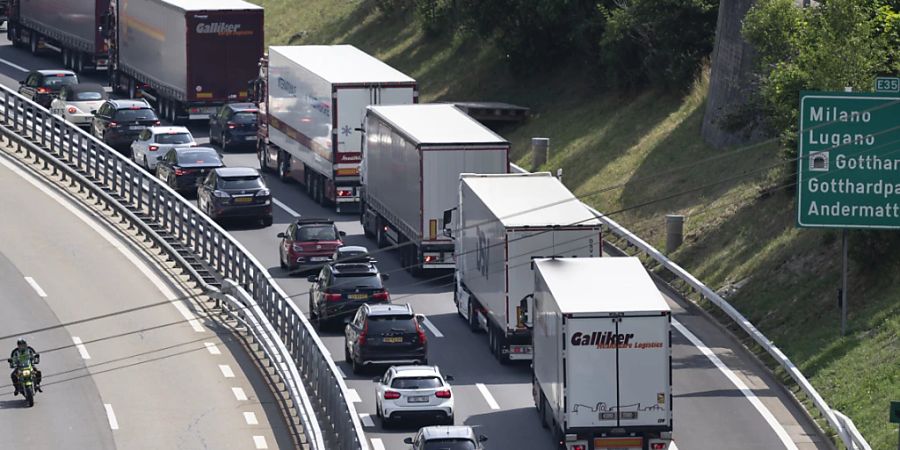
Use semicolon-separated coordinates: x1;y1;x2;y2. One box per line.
249;1;900;446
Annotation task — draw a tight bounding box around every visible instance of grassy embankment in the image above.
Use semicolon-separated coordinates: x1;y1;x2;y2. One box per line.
252;1;900;446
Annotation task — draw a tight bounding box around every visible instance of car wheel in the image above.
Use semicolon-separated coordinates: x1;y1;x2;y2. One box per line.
343;343;351;362
445;413;454;426
142;155;150;170
220;132;228;152
279;251;287;270
351;354;363;374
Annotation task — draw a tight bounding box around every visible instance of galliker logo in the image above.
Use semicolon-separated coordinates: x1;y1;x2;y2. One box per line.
571;331;663;350
195;23;252;36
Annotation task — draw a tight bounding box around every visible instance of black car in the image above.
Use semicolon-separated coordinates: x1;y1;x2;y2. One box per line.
307;261;391;330
197;167;273;226
91;99;160;152
209;102;259;152
156;147;225;194
18;70;78;108
344;303;427;374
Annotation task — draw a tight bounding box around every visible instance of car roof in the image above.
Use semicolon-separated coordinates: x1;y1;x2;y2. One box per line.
109;99;151;109
226;103;258;111
331;263;378;275
174;146;216;153
66;83;106;94
36;69;76;76
419;426;477;441
149;126;191;134
214;167;259;177
390;365;441;378
336;246;368;254
295;218;334;226
365;303;412;316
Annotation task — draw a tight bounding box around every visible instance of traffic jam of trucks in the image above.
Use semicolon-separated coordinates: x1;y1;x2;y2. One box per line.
14;1;678;445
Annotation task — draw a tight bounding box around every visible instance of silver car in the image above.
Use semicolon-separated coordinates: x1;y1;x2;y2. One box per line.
404;426;488;450
131;126;197;170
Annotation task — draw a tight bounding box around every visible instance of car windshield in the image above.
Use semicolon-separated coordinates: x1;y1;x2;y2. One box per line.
368;315;416;334
73;91;105;101
177;150;220;165
296;225;337;241
42;74;78;89
218;176;263;190
232;112;257;124
390;376;443;389
115;108;157;121
423;440;476;450
335;250;368;262
332;273;382;289
157;133;193;144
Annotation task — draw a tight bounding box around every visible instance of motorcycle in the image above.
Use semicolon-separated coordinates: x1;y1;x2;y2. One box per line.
8;355;39;407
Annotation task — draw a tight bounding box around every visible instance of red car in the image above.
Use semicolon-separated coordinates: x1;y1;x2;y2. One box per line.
278;218;346;273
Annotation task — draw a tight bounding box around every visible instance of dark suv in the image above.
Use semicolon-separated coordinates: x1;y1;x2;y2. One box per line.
91;99;160;152
197;167;273;226
18;70;78;108
307;261;391;330
209;103;259;152
278;219;346;273
344;303;428;374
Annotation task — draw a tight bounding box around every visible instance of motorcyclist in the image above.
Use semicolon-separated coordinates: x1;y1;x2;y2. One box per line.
9;338;41;395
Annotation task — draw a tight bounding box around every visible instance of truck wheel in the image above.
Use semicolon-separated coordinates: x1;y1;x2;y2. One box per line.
63;49;70;69
277;152;290;182
75;52;84;73
29;33;39;55
376;217;388;249
467;302;479;332
257;145;269;172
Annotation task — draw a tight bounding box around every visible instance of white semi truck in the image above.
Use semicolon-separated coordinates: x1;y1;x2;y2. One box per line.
450;172;602;363
360;104;509;275
532;257;673;450
255;45;418;212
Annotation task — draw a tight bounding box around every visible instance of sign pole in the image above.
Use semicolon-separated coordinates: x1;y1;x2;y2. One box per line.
841;229;848;336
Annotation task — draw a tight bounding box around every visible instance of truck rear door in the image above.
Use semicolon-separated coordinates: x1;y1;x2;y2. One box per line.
615;313;671;428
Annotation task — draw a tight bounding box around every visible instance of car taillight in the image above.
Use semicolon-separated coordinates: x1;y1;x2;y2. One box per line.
570;446;586;450
337;189;352;197
435;390;451;399
227;122;236;129
154;120;161;125
383;391;400;400
67;106;77;114
650;444;666;450
358;321;368;345
36;87;50;94
109;121;118;128
175;168;193;176
424;255;436;263
149;145;159;151
372;290;389;301
415;320;426;345
324;293;342;302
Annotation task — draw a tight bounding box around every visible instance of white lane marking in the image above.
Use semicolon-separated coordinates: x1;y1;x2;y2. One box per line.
371;438;386;450
671;443;679;450
24;276;47;297
243;411;258;425
476;383;500;410
0;158;208;333
103;403;119;430
0;57;28;72
358;413;374;427
422;317;444;338
253;435;268;449
205;342;221;355
272;198;300;217
219;364;235;378
72;336;91;360
232;387;248;401
672;320;797;450
346;388;361;403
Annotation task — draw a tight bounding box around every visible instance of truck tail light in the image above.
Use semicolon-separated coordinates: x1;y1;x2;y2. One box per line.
149;145;159;151
435;389;451;399
324;293;342;302
383;391;400;400
415;320;427;345
337;189;352;197
571;446;585;450
372;290;390;301
424;255;435;263
227;122;236;129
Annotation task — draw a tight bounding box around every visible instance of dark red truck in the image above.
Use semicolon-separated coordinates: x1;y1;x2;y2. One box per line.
6;0;109;72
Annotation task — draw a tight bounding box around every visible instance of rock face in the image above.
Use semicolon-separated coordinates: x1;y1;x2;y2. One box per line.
702;0;764;149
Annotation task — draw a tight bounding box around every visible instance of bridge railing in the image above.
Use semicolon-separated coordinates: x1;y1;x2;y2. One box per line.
0;86;367;450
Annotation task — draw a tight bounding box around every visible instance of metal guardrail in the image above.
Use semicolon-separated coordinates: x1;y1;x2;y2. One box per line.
0;86;368;450
509;163;870;449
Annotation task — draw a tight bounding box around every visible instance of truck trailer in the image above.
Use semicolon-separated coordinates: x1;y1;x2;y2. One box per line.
254;45;418;212
360;104;509;275
7;0;109;72
532;257;673;450
451;173;602;363
107;0;264;124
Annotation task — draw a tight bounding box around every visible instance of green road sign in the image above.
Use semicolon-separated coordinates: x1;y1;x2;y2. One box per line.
891;401;900;424
876;77;900;93
797;92;900;229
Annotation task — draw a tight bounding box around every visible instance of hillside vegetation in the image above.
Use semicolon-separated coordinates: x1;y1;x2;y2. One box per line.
250;1;900;446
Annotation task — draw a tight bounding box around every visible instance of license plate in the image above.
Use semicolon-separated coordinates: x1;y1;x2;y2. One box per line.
348;293;368;300
310;256;329;262
129;125;144;130
408;396;429;403
246;135;257;141
234;197;253;203
382;336;402;343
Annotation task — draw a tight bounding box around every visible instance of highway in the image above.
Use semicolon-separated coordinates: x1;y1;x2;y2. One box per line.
0;36;832;449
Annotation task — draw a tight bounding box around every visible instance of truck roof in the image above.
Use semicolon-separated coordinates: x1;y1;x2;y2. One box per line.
269;45;415;84
535;257;670;314
367;104;508;146
462;173;599;227
157;0;263;11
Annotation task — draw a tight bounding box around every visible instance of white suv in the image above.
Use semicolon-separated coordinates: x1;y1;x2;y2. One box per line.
374;365;454;427
131;126;197;170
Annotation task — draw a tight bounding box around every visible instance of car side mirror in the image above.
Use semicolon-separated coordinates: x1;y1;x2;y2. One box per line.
415;314;425;324
339;231;347;237
444;375;454;381
33;354;40;364
381;273;390;281
403;438;413;445
18;80;24;85
372;376;382;383
277;232;285;238
478;435;488;442
306;275;318;282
